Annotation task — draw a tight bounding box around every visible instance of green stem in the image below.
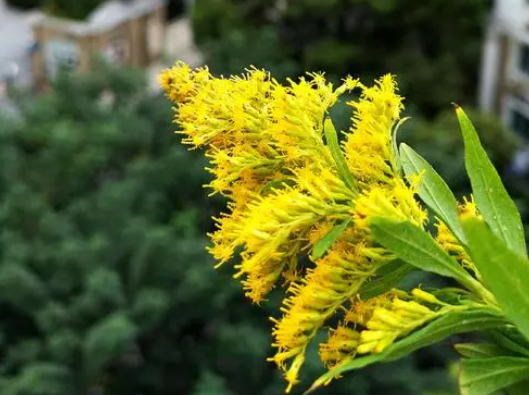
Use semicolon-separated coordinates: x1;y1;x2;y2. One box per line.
463;277;498;308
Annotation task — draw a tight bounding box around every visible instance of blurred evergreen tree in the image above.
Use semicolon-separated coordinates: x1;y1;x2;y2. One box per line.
6;0;184;20
6;0;104;18
5;0;41;10
199;26;298;82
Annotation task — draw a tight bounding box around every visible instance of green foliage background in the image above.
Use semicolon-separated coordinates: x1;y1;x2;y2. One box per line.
6;0;106;19
193;0;489;116
5;0;185;20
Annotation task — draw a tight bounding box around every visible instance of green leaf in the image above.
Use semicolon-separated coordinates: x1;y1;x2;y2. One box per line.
490;331;529;358
506;380;529;395
455;343;507;358
324;118;358;193
381;310;504;361
460;356;529;395
312;217;353;259
463;218;529;341
359;260;412;299
455;106;526;256
392;117;410;172
400;143;464;241
260;178;295;194
307;309;507;394
371;218;480;293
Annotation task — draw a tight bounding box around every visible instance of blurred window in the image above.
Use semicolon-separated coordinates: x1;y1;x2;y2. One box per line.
519;43;529;75
512;109;529;139
102;38;130;65
147;16;164;59
167;0;187;21
44;40;79;79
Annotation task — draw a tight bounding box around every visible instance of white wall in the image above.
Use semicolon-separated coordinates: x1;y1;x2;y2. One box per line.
480;25;501;110
494;0;529;39
481;0;529;112
496;0;526;26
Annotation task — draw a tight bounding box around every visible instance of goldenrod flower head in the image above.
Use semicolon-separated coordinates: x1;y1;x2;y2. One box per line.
284;354;305;393
319;325;360;369
308;221;335;245
293;160;354;202
325;290;441;357
435;195;482;277
344;296;382;326
213;184;354;304
336;75;360;96
344;74;404;184
459;195;482;221
205;147;283;196
412;288;444;305
354;179;427;232
159;61;209;103
435;219;474;271
269;228;397;386
160;63;433;392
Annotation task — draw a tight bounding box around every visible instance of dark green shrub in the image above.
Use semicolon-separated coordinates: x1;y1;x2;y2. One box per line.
199;27;298;82
5;0;41;10
0;64;223;394
192;0;489;116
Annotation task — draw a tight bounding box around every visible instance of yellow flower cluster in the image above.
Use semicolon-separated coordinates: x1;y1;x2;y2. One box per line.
435;196;483;278
159;63;449;392
320;288;467;368
160;62;359;305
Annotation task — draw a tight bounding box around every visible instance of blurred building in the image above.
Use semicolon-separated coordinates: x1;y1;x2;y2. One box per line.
480;0;529;139
0;0;200;97
31;0;167;88
0;0;39;95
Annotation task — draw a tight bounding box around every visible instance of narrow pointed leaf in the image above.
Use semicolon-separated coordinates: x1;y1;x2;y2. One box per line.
324;118;358;193
371;218;477;291
359;260;412;299
463;218;529;341
460;356;529;395
392;117;410;172
455;343;507;358
383;310;505;361
307;309;507;394
312;217;353;259
261;178;294;194
455;106;526;256
400;143;464;241
490;331;529;358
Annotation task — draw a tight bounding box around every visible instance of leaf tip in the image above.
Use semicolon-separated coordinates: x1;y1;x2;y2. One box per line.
324;117;335;132
303;380;324;395
312;248;324;260
398;142;410;153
